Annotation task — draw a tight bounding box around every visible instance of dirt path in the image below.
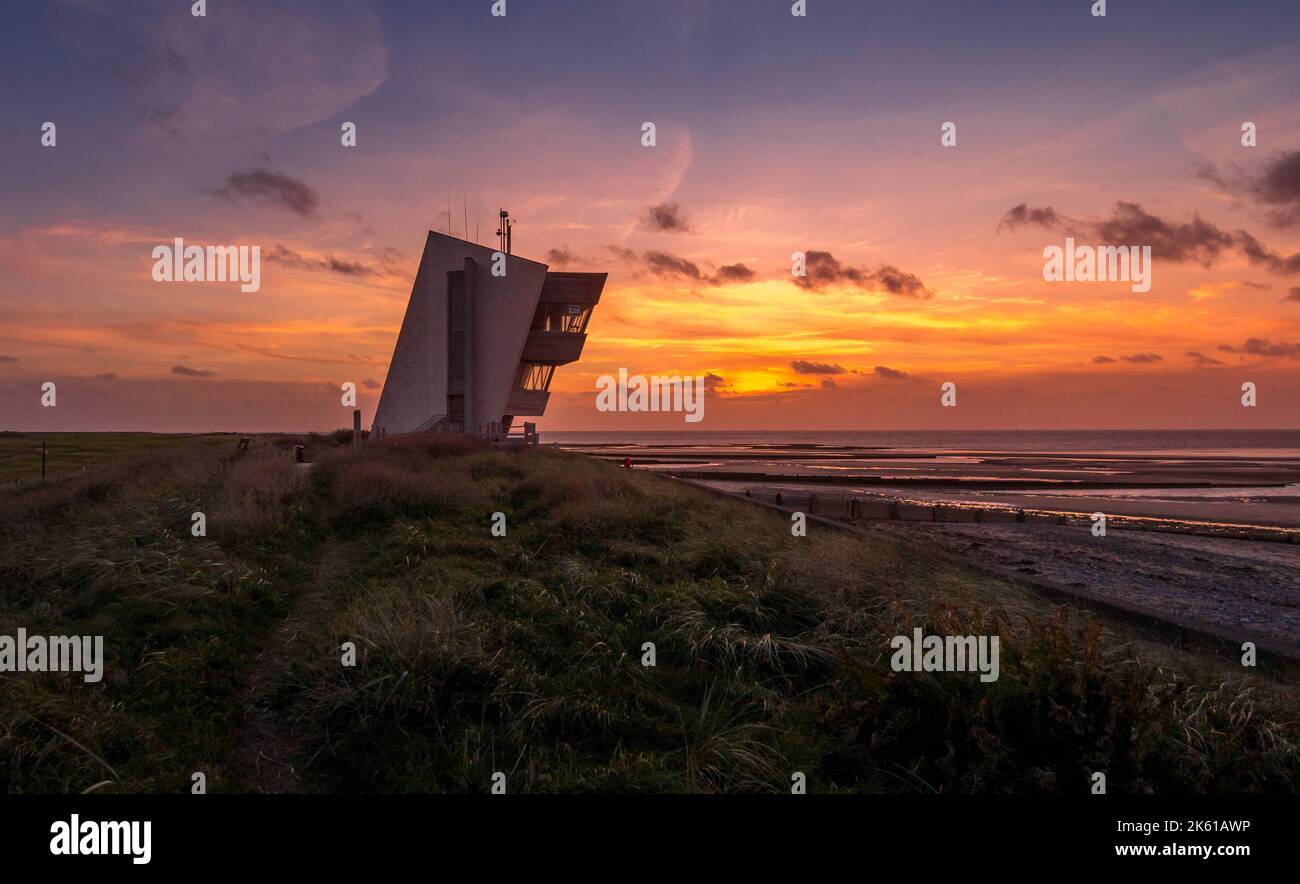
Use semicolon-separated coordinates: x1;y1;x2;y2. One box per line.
230;541;354;793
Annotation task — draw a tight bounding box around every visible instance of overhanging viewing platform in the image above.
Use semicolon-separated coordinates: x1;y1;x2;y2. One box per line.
505;389;550;415
521;329;587;364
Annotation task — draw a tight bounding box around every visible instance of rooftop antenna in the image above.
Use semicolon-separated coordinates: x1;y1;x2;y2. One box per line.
463;195;468;243
447;195;451;236
496;209;514;254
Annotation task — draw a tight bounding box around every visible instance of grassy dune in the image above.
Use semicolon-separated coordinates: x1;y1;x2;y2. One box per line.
1;434;1297;793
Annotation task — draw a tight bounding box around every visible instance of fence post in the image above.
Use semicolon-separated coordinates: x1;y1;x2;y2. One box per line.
353;410;361;452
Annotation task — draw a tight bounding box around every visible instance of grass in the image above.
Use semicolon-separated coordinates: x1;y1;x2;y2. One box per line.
1;432;1298;793
0;432;234;483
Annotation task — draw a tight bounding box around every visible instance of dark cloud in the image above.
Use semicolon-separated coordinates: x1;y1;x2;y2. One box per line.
997;203;1063;231
643;250;703;280
362;378;380;390
703;372;728;394
1218;338;1300;359
266;245;379;277
1251;151;1300;228
0;355;17;363
91;372;118;380
204;168;320;217
642;202;692;233
713;263;756;284
326;256;374;277
820;378;837;389
1235;230;1300;274
794;251;931;298
1093;203;1233;265
1285;287;1300;302
172;364;215;377
546;247;579;267
1001;200;1300;274
1186;351;1224;367
1203;151;1300;229
791;360;846;375
796;251;866;289
608;247;758;286
1096;353;1164;364
872;265;929;297
873;365;914;381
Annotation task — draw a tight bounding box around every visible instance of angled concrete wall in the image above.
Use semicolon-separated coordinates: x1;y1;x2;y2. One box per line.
373;231;549;434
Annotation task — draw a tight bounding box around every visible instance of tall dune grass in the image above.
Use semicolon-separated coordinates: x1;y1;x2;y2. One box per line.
3;436;1297;793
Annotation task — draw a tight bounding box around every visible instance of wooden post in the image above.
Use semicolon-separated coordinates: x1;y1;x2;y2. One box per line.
352;410;361;452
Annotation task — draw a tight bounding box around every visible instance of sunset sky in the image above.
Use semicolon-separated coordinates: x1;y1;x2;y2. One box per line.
2;0;1300;432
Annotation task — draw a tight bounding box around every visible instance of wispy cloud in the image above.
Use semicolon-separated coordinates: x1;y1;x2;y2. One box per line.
266;245;382;277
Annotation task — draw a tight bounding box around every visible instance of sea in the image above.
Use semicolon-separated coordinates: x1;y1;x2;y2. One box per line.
545;429;1300;454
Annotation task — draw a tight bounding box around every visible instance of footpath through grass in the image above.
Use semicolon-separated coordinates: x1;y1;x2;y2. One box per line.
1;434;1297;793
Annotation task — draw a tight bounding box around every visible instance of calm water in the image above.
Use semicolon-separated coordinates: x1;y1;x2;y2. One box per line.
546;429;1300;454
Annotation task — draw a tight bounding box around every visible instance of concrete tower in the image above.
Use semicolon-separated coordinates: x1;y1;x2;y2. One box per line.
372;230;606;437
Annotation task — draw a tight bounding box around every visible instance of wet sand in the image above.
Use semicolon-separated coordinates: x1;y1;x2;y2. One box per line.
880;520;1300;657
569;442;1300;654
571;443;1300;528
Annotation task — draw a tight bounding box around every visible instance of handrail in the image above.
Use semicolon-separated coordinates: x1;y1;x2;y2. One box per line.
414;413;457;434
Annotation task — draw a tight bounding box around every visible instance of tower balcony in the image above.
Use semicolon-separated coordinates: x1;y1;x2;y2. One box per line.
505;389;550;415
521;329;587;364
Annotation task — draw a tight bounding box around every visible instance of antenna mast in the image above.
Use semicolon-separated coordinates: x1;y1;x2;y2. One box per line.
496;209;514;254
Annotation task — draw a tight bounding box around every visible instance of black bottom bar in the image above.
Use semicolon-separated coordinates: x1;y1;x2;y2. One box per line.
1;794;1288;870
